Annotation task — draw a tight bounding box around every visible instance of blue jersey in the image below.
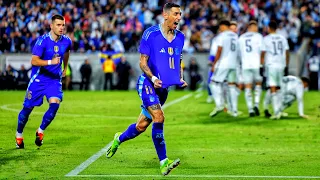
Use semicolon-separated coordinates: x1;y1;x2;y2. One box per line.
139;24;185;88
31;33;72;82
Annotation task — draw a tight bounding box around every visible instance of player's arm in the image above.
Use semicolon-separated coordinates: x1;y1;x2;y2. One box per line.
212;46;222;72
62;51;70;77
31;55;60;66
139;54;162;88
284;50;290;75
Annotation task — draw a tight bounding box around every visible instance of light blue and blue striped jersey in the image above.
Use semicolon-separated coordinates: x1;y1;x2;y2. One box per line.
139;24;185;88
31;33;72;82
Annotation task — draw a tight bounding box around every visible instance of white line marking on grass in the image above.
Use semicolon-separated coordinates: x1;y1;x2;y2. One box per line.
0;104;136;120
69;174;320;179
194;92;204;99
65;93;193;177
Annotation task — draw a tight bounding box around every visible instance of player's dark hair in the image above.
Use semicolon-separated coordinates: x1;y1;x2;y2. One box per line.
230;21;237;27
268;20;278;30
51;14;64;22
301;77;310;85
163;2;180;12
248;20;257;26
219;19;230;27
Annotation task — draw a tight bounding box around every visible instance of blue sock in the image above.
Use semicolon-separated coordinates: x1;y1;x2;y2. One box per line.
40;103;59;130
17;107;33;133
152;122;167;161
207;86;212;96
119;123;141;143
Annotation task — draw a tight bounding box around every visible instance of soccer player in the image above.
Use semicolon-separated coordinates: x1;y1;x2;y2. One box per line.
106;3;187;176
261;21;290;119
238;20;265;117
209;19;239;117
263;76;309;119
15;14;71;149
207;36;218;103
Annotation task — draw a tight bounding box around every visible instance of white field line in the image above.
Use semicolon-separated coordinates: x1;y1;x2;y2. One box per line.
70;174;320;179
0;104;136;120
65;93;193;177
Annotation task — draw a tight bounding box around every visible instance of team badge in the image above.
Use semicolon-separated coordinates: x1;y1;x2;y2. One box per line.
54;46;59;57
168;47;173;56
27;91;32;100
175;47;180;55
149;96;155;102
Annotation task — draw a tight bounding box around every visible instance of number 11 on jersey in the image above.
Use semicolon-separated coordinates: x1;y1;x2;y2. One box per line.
169;57;175;69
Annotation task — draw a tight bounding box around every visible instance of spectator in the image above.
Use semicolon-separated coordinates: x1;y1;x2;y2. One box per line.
15;65;31;90
188;57;201;91
116;56;132;90
80;58;92;91
4;65;16;90
308;55;319;90
103;55;116;90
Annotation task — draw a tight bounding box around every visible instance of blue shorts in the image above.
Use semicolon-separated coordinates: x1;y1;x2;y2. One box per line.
136;75;168;119
23;80;63;108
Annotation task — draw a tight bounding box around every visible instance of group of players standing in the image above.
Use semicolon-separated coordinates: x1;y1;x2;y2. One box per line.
207;19;309;119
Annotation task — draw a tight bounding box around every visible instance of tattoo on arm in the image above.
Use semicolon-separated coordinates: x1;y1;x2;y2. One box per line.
140;54;154;78
150;104;161;110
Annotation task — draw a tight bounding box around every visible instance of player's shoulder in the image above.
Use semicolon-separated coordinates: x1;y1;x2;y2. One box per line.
175;29;185;39
142;25;161;41
61;34;72;44
35;33;50;45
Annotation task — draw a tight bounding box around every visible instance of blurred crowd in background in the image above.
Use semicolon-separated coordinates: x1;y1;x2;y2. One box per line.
0;0;319;90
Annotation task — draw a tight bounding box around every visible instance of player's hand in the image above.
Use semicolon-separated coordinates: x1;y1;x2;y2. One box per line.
154;79;162;88
211;66;215;73
62;70;66;77
180;79;188;88
300;114;309;119
51;56;61;65
259;67;264;76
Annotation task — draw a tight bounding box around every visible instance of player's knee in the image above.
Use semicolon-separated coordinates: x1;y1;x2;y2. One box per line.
152;113;165;123
136;123;147;132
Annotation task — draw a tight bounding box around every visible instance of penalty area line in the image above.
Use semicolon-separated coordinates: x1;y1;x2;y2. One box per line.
65;93;193;177
67;174;320;179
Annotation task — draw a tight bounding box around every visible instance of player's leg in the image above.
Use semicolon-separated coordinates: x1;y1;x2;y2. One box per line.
16;83;45;149
209;68;228;117
36;82;63;147
253;69;263;116
279;95;295;117
107;112;151;158
266;68;281;119
207;71;213;103
243;69;254;116
263;89;272;117
227;69;238;117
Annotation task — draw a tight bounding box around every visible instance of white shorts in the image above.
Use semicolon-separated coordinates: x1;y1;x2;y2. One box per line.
266;67;284;87
283;94;295;107
242;69;263;84
211;68;236;83
237;68;244;84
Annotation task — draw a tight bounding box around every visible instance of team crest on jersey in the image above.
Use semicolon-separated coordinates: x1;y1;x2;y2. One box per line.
27;91;32;100
168;47;173;56
54;46;59;53
149;96;155;102
175;47;180;55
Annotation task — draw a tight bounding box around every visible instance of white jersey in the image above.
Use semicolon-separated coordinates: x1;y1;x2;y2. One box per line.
263;33;289;69
282;76;304;116
238;32;265;69
209;37;218;57
215;30;238;69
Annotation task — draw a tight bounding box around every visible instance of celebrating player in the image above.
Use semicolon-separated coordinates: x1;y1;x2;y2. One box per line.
106;3;187;176
263;76;309;119
15;14;72;148
238;20;265;117
261;21;290;119
209;19;239;117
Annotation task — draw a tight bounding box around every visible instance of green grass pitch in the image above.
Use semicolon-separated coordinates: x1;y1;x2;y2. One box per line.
0;90;319;179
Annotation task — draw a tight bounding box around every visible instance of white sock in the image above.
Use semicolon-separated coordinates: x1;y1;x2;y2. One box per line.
271;92;279;115
229;84;238;113
16;132;23;138
160;158;168;166
263;89;271;110
210;82;223;109
245;88;253;113
37;128;44;134
254;85;262;108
